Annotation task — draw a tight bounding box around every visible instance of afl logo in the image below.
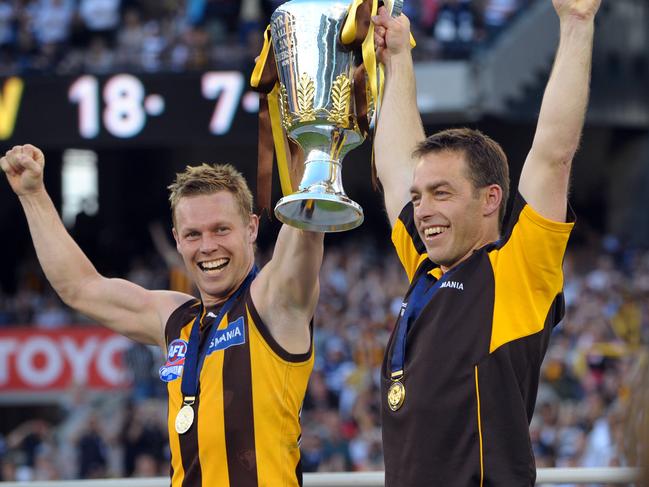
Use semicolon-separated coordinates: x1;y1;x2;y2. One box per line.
167;339;188;365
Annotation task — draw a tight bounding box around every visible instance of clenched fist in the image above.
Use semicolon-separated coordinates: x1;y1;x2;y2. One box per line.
0;144;45;196
553;0;601;21
372;6;412;67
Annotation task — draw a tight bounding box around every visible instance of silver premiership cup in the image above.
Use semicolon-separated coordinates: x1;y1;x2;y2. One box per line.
270;0;369;232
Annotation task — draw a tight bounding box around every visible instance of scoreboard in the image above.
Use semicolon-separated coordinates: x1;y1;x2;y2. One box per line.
0;71;260;148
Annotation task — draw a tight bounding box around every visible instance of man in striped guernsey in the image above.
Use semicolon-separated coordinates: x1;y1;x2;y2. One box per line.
1;151;322;486
372;0;601;485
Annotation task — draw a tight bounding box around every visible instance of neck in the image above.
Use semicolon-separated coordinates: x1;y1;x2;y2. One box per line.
439;230;500;274
201;295;227;308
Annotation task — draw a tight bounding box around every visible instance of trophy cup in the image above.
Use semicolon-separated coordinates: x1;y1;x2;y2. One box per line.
254;0;403;232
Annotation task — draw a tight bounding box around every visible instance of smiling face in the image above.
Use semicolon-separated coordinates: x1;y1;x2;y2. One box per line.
410;150;501;271
172;191;258;306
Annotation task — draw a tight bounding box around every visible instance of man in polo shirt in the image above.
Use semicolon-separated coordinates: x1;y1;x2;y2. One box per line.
372;0;601;485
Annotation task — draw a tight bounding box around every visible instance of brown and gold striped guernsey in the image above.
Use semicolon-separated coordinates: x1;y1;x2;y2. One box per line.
163;287;314;487
383;192;575;487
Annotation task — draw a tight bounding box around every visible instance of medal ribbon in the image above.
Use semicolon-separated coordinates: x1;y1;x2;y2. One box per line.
390;267;457;380
180;265;259;400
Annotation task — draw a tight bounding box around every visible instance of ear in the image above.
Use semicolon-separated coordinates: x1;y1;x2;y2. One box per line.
172;227;181;252
248;214;259;243
483;184;502;218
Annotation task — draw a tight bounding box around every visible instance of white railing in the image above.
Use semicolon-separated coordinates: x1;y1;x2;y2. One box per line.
0;468;640;486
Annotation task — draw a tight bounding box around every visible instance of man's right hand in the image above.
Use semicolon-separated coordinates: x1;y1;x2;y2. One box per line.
373;6;412;68
1;144;45;196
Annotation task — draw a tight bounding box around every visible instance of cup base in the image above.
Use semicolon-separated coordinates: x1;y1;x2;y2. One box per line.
274;192;364;232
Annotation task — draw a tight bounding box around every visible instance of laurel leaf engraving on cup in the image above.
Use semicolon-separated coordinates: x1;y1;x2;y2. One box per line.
297;73;316;122
327;74;352;128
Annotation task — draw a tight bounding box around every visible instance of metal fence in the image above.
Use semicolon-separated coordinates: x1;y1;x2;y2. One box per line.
0;468;640;486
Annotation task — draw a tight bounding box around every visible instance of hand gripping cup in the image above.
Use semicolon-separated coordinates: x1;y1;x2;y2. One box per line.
251;0;404;232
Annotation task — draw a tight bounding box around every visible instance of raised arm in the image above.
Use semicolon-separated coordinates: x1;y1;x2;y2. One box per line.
373;7;425;226
1;145;189;348
251;225;324;354
519;0;601;222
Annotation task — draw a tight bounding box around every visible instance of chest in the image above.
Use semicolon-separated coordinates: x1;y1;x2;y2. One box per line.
390;254;496;373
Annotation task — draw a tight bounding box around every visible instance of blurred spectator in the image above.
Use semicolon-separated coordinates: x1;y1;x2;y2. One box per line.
0;455;18;481
123;341;161;401
174;24;209;70
0;0;14;74
191;0;240;41
83;36;115;73
303;370;338;412
0;1;14;48
32;449;61;480
140;19;167;72
133;453;159;477
28;0;74;47
320;335;355;407
300;432;325;473
239;0;261;47
76;414;108;479
5;420;53;472
317;411;353;471
417;0;441;33
119;401;167;477
77;0;121;46
483;0;524;37
33;294;72;328
115;7;144;69
0;289;15;325
433;0;483;59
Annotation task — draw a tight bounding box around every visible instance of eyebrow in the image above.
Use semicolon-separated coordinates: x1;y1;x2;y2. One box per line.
410;181;452;194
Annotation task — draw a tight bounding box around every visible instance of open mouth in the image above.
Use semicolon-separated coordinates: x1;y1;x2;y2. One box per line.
197;258;229;273
423;226;448;241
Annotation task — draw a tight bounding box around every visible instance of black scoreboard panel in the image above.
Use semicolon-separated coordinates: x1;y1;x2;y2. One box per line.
0;71;261;148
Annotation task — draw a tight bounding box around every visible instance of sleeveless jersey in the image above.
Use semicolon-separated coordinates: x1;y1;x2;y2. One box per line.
162;287;314;487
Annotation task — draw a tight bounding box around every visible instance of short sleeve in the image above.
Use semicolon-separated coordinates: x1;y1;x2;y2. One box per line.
488;192;575;353
391;202;430;283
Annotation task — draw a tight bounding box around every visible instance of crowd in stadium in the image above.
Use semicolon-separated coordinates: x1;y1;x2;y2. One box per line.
0;236;647;481
0;0;531;75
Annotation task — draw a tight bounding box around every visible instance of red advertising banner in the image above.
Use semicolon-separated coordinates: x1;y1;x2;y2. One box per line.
0;327;132;392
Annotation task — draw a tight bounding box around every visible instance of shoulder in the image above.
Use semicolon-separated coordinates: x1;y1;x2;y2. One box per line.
245;287;314;362
485;192;574;287
165;294;199;320
494;191;575;252
155;292;199;339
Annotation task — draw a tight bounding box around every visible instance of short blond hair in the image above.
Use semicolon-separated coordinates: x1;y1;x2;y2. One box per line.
168;163;254;225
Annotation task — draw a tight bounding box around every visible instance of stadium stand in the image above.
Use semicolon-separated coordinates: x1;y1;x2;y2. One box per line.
0;0;533;75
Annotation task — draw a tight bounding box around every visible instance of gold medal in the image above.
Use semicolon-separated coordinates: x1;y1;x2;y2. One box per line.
387;380;406;411
175;404;195;434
